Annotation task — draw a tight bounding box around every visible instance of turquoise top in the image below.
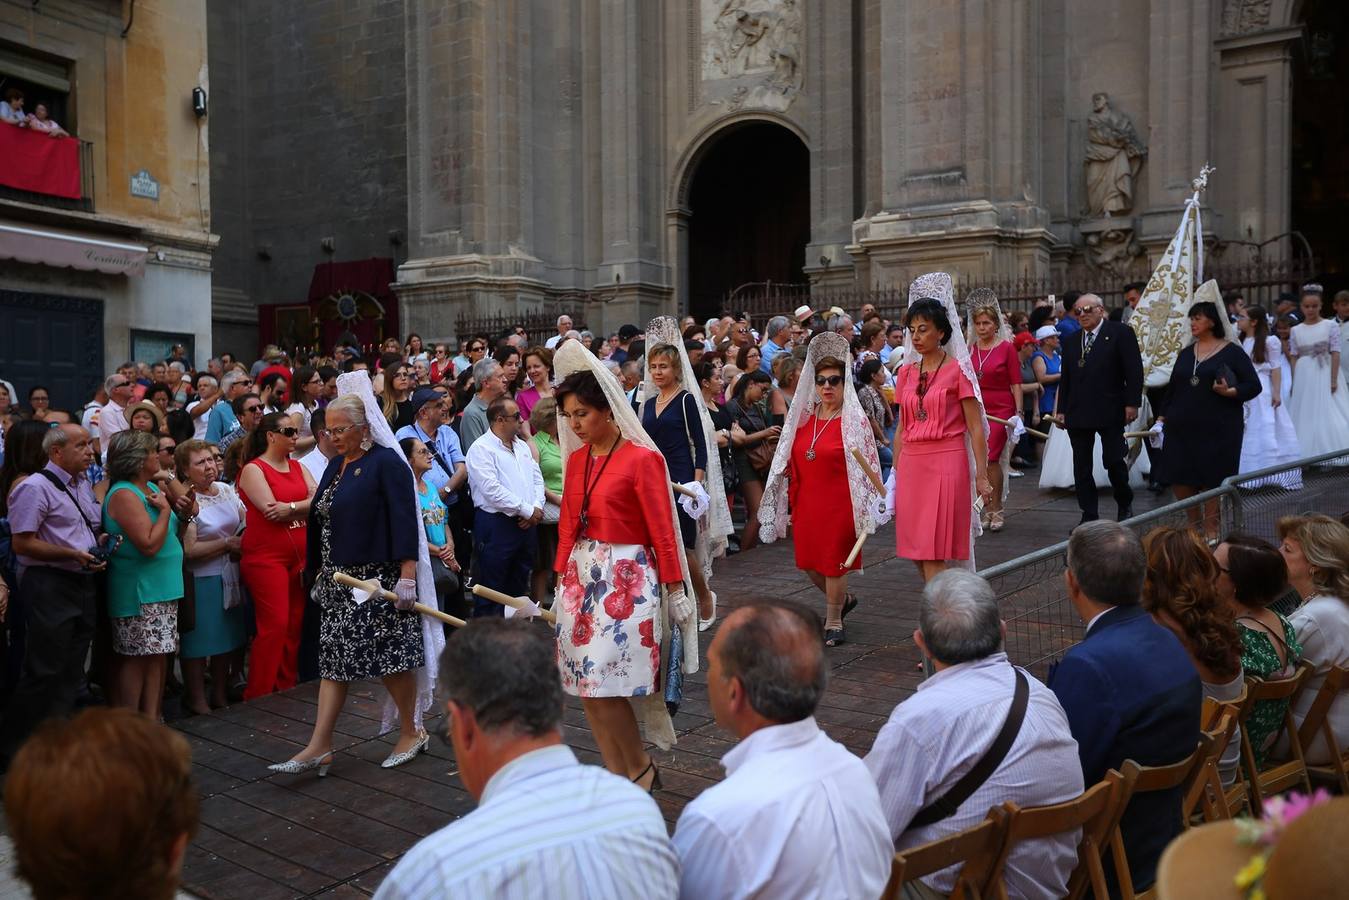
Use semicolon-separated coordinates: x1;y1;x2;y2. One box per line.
102;481;183;618
417;479;449;548
533;430;563;494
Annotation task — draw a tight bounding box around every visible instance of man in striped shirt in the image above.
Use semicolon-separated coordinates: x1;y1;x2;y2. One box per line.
375;619;678;900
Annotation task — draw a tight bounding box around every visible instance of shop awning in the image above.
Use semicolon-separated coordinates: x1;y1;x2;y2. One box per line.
0;221;147;276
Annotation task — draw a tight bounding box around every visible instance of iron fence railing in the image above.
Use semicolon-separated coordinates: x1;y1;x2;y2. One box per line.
976;447;1349;678
720;258;1316;325
453;308;589;348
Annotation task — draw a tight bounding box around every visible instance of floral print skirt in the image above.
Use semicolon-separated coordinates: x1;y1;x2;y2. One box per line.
112;600;179;656
554;539;662;699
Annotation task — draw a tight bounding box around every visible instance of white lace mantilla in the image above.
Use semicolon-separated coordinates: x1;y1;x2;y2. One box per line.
758;332;885;548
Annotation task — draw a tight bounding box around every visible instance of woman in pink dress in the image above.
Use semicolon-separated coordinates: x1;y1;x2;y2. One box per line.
893;279;992;582
965;289;1022;532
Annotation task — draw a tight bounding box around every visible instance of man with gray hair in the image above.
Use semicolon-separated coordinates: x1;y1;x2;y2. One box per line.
205;370;254;446
458;358;506;451
673;602;892;899
98;371;136;457
760;314;792;375
544;313;572;349
375;619;677;899
866;569;1082;899
1050;520;1199;895
0;425;105;767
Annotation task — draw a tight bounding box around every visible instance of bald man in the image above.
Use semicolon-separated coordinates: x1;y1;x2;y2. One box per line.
672;603;891;898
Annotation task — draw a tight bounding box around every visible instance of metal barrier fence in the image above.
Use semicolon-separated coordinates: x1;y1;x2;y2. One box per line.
978;448;1349;680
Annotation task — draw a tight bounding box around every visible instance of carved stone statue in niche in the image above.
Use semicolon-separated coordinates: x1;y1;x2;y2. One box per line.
1084;93;1147;217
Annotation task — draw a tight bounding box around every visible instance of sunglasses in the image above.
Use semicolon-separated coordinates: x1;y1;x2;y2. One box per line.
815;375;844;387
271;426;299;438
244;405;262;413
469;345;484;353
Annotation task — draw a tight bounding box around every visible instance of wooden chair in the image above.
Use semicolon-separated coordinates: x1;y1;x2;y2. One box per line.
1197;687;1249;819
1106;740;1209;900
1184;711;1239;823
1236;662;1313;815
1296;664;1349;794
987;772;1124;900
880;812;1009;900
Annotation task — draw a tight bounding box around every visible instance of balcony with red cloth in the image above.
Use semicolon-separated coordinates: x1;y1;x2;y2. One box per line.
0;123;93;211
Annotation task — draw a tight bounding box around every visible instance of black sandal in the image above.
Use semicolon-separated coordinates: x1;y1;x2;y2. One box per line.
842;593;859;619
824;626;846;647
632;758;662;794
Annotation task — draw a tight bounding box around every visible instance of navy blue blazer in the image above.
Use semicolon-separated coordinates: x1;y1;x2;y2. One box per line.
1056;319;1144;430
306;444;420;574
1049;604;1201;893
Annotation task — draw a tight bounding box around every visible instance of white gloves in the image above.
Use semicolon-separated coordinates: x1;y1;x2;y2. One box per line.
1148;421;1165;449
677;482;711;521
1009;414;1026;441
883;470;897;518
869;494;892;526
667;587;695;627
504;596;544;620
394;578;418;611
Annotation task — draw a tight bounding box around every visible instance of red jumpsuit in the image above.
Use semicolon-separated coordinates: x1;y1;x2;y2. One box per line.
240;458;309;699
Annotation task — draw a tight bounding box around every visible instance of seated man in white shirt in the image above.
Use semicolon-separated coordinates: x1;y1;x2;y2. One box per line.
298;407;336;483
464;397;543;618
672;602;892;900
375;618;678;900
865;569;1083;900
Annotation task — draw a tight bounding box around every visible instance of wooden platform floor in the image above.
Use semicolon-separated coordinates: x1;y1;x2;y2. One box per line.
175;474;1168;899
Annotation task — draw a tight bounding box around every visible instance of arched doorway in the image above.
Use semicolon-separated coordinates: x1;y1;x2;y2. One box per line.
1292;0;1349;292
685;121;809;320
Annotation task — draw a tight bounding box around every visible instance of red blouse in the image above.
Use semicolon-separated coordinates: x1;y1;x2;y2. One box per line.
553;441;684;584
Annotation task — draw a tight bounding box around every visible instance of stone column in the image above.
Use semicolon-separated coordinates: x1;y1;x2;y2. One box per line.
850;0;1051;285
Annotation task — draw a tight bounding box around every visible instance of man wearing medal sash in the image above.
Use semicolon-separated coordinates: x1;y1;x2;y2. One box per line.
1054;293;1144;528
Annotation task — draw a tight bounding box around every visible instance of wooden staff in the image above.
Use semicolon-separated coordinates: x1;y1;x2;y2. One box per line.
1123;430;1155;439
670;481;695;497
333;571;465;628
986;414;1050;441
471;584;558;624
844;448;887;569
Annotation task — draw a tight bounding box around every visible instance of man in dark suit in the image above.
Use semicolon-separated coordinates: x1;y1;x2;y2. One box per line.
1055;293;1143;526
1049;521;1201;895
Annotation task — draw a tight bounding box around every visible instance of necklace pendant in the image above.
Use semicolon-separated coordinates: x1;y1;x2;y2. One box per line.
805;449;816;461
1077;358;1086;368
916;408;929;422
1189;375;1200;387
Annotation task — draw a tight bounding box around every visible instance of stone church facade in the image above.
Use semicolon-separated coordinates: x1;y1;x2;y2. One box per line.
210;0;1321;346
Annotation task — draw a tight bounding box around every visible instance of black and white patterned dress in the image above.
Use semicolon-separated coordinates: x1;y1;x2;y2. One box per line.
312;471;425;681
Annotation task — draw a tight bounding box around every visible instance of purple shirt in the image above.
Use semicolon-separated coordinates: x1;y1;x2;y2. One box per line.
7;461;103;574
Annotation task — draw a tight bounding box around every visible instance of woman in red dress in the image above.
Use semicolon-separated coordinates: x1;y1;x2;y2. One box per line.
238;412;316;699
965;289;1023;532
760;333;887;647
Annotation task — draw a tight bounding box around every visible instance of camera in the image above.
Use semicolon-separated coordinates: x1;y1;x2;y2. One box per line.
87;535;124;564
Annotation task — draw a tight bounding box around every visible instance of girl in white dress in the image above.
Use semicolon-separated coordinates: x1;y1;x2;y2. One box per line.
1236;305;1302;488
1287;285;1349;458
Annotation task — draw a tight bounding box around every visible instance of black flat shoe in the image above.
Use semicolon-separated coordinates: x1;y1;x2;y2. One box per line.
824;626;846;647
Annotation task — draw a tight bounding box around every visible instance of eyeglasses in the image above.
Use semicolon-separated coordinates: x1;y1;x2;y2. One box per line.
413;447;433;457
815;375;844;387
1072;306;1101;315
272;427;299;438
395;370;415;379
328;424;359;437
495;412;522;421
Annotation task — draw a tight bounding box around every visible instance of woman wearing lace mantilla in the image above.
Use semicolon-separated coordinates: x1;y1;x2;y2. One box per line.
758;332;886;647
964;288;1023;533
892;273;992;581
552;342;697;792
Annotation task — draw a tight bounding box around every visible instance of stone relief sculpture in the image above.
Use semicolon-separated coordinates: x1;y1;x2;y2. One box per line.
1084;92;1147;217
702;0;803;111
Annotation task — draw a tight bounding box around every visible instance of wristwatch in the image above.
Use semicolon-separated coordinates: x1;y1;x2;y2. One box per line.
289;501;296;513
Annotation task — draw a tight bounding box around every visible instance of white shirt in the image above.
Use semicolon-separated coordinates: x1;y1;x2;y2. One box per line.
672;717;892;900
185;399;209;440
865;653;1084;899
545;334;564;349
98;400;129;459
1288;594;1349;765
375;745;678;900
80;402;101;440
298;447;332;485
465;432;544;517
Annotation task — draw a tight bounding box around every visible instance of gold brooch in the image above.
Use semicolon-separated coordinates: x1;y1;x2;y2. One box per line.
354;468;362;477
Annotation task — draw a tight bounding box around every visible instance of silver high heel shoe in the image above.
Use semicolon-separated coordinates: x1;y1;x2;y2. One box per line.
381;731;430;769
698;591;718;633
268;750;334;777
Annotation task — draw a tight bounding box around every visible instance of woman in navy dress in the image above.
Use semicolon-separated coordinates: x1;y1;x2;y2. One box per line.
641;343;715;626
